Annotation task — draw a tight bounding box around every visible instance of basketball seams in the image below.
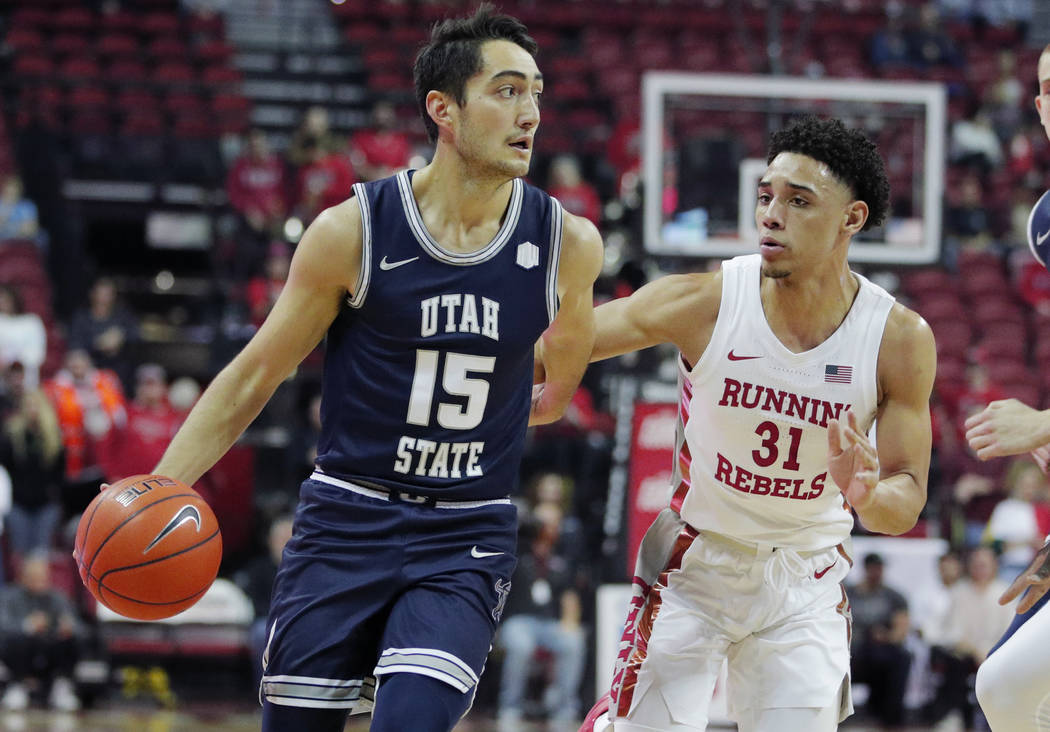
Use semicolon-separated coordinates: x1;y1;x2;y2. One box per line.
98;581;209;608
95;528;221;583
83;492;208;580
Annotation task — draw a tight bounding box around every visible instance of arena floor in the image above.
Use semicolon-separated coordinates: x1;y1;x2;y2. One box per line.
0;707;963;732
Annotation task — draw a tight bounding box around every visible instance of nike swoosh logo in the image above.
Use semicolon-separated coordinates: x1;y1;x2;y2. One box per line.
471;546;504;559
143;505;202;555
1039;229;1050;246
727;350;762;361
814;562;836;580
379;256;419;271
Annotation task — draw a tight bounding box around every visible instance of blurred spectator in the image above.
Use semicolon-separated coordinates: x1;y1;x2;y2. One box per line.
869;8;914;71
933;546;1014;729
984;50;1025;142
167;375;201;415
984;457;1050;582
68;277;139;389
950;109;1004;174
0;363;64;559
292;140;356;225
43;349;125;508
0;176;40;244
98;364;181;482
243;241;291;328
849;553;912;728
945;176;992;243
547;155;602;226
914;551;966;648
349;101;412;182
911;550;965;722
910;3;962;68
0;284;46;389
0;553;84;711
1016;249;1050;313
286;106;342;169
226;129;288;242
233;513;293;692
496;497;585;726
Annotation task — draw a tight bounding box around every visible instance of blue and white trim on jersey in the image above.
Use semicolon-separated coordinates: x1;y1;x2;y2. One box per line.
374;647;479;692
261;673;376;710
310;470;513;509
546;197;563;324
348;181;372;309
395;170;524;266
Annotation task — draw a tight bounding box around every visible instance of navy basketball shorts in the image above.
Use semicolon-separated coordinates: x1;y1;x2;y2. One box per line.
259;477;518;714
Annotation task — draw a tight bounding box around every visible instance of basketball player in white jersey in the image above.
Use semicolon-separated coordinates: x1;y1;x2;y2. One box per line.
964;42;1050;732
566;116;936;731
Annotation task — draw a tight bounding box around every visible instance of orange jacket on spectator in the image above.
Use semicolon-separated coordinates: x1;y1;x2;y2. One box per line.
45;370;125;479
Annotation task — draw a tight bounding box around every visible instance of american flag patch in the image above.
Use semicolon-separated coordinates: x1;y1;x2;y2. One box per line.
825;365;853;383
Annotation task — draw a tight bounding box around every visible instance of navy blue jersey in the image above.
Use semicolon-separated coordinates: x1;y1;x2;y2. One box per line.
315;170;563;501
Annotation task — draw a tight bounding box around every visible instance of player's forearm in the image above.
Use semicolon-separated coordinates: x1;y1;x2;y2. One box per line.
538;323;593;416
590;299;651;362
853;472;925;535
153;360;277;486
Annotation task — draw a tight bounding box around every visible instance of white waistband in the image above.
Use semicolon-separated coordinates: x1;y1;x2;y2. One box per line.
310;471;512;510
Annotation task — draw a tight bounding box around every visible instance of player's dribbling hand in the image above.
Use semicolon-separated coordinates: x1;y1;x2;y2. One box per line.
1000;541;1050;614
965;398;1050;459
828;410;879;512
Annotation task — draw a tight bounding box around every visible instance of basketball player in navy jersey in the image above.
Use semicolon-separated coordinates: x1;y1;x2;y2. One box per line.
564;117;936;731
141;7;603;731
964;42;1050;732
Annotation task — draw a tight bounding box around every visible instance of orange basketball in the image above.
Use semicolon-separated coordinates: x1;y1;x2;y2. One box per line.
74;474;222;621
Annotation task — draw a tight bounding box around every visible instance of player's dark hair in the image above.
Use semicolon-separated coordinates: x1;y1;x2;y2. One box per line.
414;3;538;144
767;116;890;231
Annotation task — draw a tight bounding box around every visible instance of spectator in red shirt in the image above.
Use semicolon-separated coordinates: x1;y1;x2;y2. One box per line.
243;241;291;328
292;140;356;225
99;363;181;482
548;155;601;226
226;129;288;240
350;101;413;182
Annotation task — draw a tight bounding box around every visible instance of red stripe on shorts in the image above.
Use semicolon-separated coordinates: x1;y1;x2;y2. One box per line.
611;525;698;719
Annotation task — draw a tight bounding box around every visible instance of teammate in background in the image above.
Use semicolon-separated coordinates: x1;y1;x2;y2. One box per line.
963;41;1050;732
125;7;603;732
570;116;935;731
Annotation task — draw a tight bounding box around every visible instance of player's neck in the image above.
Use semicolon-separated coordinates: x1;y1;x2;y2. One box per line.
410;155;515;252
760;264;859;353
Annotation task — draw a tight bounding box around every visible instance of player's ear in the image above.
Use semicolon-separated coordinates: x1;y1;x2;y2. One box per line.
844;200;868;235
426;90;456;140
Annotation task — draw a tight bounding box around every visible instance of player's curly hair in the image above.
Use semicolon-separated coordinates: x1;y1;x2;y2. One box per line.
414;4;538;144
767;116;890;231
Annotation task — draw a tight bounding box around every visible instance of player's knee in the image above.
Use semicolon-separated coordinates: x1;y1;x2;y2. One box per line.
371;673;471;732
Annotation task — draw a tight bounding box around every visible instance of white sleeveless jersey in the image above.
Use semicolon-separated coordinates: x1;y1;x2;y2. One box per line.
669;254;895;550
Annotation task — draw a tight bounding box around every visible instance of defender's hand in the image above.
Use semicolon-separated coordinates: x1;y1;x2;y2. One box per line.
828;410;879;512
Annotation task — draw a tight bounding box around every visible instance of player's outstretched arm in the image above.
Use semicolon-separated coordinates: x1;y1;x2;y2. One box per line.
153;201;363;485
590;271;721;364
830;305;935;535
529;212;603;426
965;398;1050;460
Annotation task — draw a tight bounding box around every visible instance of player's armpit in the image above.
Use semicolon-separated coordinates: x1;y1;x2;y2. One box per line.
591;271;720;364
529;212;603;426
857;306;936;535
